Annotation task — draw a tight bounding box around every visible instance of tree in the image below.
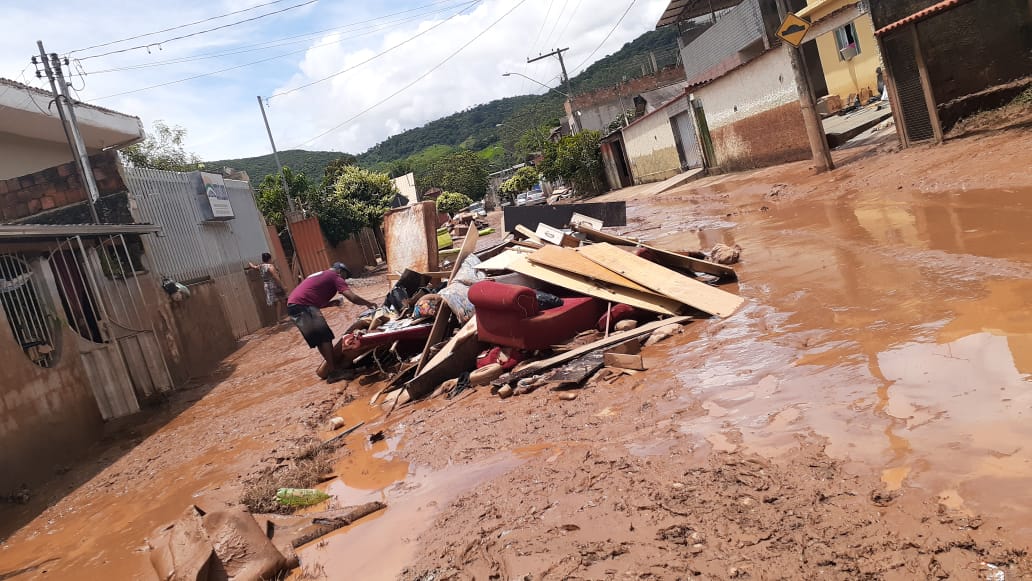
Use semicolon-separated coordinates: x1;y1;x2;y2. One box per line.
310;166;398;245
435;191;474;214
121;121;201;171
256;167;314;231
499;166;540;202
321;155;358;191
418;149;489;200
539;130;606;196
515;125;552;160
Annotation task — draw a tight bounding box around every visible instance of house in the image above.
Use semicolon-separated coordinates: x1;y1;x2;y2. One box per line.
0;77;145;180
798;0;882;109
0;79;287;495
868;0;1031;145
567;65;689;133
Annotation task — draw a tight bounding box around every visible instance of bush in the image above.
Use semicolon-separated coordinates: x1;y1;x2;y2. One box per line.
539;130;606;195
436;191;474;214
309;166;398;244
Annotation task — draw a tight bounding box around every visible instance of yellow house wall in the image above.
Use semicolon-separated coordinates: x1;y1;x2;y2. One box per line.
813;13;881;100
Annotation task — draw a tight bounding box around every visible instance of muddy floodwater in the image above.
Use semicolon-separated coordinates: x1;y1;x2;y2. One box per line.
2;130;1031;579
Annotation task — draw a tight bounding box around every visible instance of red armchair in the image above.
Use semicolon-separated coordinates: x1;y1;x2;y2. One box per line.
469;281;604;351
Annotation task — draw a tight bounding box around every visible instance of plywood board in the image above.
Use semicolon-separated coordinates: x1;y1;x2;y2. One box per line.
507;256;683;315
578;243;743;318
574;225;736;280
383;201;439;274
475;250;522;271
526;245;657;295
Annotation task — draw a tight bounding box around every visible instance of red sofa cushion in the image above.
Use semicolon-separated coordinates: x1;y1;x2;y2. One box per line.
470;281;604;350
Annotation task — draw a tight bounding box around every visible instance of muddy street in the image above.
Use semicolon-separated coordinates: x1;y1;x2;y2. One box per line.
2;127;1032;580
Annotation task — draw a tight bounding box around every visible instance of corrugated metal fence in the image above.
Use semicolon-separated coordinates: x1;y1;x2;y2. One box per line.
125;167;269;338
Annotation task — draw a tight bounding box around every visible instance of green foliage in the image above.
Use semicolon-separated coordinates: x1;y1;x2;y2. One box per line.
121;121;201;172
310;166;398;245
207;150;349;182
500;166;540;197
256;167;315;231
514;125;553;160
435;191;474;215
321;155;358;190
418;150;489;200
477;145;506;171
539;131;606;196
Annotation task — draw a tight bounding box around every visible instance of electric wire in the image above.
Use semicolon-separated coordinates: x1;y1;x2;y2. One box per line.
269;1;477;99
293;0;529;148
79;0;471;75
90;1;478;101
66;0;299;55
75;0;319;61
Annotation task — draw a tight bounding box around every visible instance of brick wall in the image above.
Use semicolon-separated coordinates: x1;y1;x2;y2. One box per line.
570;66;687;111
0;151;127;223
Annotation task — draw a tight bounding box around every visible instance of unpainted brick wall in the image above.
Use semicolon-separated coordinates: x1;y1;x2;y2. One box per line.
0;151;127;222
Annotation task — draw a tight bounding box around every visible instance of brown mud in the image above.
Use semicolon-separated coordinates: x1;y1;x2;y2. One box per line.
2;126;1032;580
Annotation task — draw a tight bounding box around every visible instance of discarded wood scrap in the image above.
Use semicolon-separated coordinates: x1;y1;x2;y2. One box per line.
289;502;386;548
578;243;744;318
394;315;481;409
573;224;736;280
414;227;479;374
525;244;657;295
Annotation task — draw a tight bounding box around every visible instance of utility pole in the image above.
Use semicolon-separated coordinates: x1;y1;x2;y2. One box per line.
35;41;101;223
256;96;295;213
528;48;579;132
773;0;834;173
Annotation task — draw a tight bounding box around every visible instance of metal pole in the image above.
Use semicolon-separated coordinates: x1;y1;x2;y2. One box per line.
529;48;580;133
36;41;101;223
773;1;834;173
256;96;295;213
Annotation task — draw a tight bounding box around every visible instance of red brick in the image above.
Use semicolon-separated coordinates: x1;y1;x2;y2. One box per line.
18;176;34;190
51;191;68;207
28;198;43;213
57;163;74;177
0;180;7;195
67;187;86;203
39;196;56;211
11;202;29;219
16;188;35;202
92;167;107;181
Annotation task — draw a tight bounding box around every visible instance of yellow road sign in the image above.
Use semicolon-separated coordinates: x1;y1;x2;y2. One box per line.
777;13;811;47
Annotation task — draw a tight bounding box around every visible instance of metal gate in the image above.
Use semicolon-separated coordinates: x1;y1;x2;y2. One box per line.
670;111;704;170
882;29;935;143
48;235;172;419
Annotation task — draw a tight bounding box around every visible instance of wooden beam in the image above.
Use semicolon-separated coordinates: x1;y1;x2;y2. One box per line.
578;243;744;318
413;227;479;374
573;225;736;280
507;256;683;315
526;245;658;295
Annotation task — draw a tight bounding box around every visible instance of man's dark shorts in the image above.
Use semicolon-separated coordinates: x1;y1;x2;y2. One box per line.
287;304;334;348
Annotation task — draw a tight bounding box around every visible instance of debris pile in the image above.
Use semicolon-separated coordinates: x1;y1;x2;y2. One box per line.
325;202;745;410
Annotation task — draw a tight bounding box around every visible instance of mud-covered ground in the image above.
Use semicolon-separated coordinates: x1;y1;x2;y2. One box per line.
2;124;1032;580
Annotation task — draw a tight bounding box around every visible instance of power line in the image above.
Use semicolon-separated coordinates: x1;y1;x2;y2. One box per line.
80;0;472;75
554;0;585;42
75;0;319;61
569;0;637;75
88;2;477;101
293;0;529;149
522;0;555;92
269;1;478;99
66;0;299;55
540;0;570;52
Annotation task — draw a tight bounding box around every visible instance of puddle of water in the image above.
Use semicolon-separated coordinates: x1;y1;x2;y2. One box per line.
295;452;523;581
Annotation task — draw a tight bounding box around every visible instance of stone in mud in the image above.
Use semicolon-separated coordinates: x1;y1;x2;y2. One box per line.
558;392;578;401
709;243;742;265
644;323;685;346
201;507;289;580
149;506;214;581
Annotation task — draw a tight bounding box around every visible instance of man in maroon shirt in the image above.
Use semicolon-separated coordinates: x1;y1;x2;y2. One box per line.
287;263;376;383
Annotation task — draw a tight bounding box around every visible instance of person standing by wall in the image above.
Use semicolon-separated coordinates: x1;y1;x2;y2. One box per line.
248;252;287;322
286;262;376;383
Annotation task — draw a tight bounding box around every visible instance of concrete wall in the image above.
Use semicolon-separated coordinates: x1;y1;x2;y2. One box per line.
0;291;103;493
813;13;881;101
695;48;810;171
0;132;86;181
158;279;239;386
680;0;769;84
622;97;689;184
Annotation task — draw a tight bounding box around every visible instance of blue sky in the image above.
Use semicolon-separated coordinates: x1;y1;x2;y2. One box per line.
0;0;667;160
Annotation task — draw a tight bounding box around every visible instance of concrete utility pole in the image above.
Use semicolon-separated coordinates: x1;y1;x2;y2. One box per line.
256;96;296;213
528;48;580;132
36;41;101;223
773;0;834;173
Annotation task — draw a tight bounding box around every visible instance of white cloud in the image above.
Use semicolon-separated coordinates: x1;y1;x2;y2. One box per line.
0;0;668;160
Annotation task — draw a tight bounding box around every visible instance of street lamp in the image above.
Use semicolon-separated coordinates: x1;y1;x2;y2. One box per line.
501;72;569;98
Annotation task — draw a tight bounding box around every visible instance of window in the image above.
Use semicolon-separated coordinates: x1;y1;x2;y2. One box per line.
834;22;860;60
0;254;58;367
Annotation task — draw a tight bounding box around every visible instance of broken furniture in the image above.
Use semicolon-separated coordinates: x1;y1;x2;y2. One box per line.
468;280;604;351
317;322;433;379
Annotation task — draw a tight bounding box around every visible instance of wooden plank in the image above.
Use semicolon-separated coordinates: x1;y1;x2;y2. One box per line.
574;225;736;280
507;256;683;316
414;228;479;374
513;224;544;244
578;243;744;318
526;245;657;295
510;316;692;379
475;249;523;271
400;317;481;404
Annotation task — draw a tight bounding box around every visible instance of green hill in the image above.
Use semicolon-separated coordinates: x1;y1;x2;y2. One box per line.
206;150;349;182
207;26;679;179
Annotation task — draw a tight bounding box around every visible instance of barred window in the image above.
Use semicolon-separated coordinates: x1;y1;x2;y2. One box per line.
0;254;58;367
